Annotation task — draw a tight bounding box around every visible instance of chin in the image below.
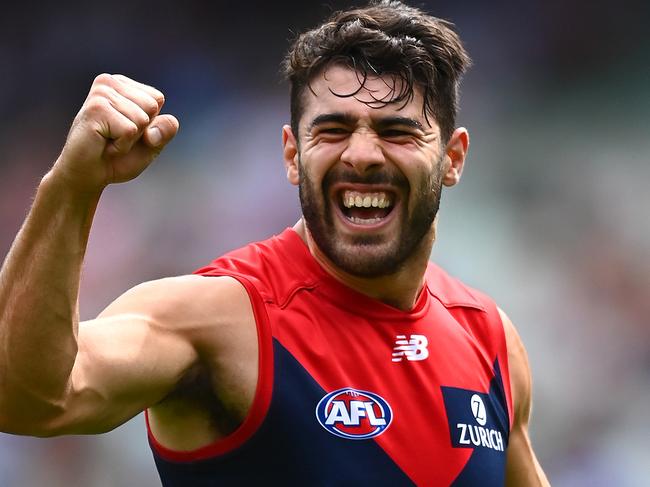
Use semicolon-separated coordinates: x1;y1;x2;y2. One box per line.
325;238;405;278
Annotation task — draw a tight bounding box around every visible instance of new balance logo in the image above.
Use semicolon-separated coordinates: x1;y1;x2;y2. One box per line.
392;334;429;362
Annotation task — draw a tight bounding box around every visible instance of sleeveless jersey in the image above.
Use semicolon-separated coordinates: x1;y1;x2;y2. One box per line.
147;228;514;486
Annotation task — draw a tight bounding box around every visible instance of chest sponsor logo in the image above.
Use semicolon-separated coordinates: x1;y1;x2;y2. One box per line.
471;394;487;426
392;334;429;362
442;387;506;453
315;388;393;440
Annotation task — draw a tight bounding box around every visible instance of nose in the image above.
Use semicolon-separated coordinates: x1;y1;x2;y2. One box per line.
340;131;386;174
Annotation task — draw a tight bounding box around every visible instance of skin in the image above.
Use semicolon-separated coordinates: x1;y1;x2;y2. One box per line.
0;69;549;485
283;65;464;310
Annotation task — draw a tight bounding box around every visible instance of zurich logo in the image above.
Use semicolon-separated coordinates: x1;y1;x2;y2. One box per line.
315;387;393;440
470;394;487;426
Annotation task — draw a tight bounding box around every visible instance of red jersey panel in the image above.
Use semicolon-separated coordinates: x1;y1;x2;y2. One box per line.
148;228;514;486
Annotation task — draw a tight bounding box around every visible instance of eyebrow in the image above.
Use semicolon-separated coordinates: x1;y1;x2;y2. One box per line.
308;113;356;131
308;112;425;132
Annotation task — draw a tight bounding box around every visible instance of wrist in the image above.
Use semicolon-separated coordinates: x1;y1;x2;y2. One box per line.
41;164;106;201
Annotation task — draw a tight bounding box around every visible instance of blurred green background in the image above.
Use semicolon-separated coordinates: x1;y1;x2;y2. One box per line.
1;1;649;485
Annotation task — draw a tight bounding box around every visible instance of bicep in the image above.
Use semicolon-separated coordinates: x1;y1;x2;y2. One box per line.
499;308;551;487
69;313;196;433
50;278;201;435
506;421;548;486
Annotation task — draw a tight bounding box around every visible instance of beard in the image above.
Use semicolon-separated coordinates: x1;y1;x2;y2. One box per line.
299;158;444;278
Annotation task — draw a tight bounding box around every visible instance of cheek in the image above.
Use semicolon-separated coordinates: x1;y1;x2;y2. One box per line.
384;147;435;181
395;157;444;206
300;145;344;183
298;159;325;198
306;142;345;165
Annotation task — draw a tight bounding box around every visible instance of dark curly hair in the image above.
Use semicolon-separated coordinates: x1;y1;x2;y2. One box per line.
283;0;471;144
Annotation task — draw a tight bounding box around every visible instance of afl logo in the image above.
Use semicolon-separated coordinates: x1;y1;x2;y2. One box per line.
315;388;393;440
470;394;487;426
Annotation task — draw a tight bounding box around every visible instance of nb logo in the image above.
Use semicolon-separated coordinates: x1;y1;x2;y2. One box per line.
392;334;429;362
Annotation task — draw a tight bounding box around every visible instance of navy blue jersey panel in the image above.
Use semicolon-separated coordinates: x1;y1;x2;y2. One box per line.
448;359;510;487
152;339;415;486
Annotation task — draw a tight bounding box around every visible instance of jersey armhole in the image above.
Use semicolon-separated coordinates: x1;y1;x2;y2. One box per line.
145;273;274;462
495;308;515;430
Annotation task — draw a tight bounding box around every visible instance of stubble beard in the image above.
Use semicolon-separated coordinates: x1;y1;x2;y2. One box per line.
299;158;444;278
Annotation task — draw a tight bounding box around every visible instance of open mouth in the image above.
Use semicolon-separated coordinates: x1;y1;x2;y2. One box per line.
337;189;396;226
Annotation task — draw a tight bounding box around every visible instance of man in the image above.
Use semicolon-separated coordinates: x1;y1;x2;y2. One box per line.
0;1;549;485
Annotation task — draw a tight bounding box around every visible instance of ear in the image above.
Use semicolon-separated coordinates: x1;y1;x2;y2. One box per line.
442;127;469;187
282;124;300;186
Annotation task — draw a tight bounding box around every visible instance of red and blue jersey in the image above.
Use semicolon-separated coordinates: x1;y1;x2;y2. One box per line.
147;228;514;486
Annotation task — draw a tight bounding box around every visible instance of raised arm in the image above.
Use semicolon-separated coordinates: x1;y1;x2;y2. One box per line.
500;308;551;486
0;74;182;434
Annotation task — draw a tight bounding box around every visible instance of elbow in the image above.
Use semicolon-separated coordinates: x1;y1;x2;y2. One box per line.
0;413;68;438
0;395;69;437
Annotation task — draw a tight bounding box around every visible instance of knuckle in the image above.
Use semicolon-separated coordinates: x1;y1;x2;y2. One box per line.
123;122;139;138
93;73;114;86
89;83;112;98
83;97;110;116
147;88;165;108
142;97;159;117
135;111;151;128
113;74;135;88
154;91;165;105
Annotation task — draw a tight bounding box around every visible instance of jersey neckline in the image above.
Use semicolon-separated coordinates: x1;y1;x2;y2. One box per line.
272;227;432;322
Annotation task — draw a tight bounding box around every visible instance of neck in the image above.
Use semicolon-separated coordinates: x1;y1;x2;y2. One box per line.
293;219;435;311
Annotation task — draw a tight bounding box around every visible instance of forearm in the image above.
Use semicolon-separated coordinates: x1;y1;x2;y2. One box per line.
0;169;102;427
0;73;177;434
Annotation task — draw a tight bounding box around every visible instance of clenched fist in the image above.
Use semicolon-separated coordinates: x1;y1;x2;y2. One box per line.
52;74;179;193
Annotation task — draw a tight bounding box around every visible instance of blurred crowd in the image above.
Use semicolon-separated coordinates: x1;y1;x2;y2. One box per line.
1;1;648;485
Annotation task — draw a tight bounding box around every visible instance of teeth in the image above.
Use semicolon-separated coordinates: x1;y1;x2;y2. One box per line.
349;216;382;225
342;191;393;209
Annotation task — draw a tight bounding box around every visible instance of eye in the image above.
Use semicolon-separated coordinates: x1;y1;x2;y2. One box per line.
382;129;409;136
320;127;348;135
380;129;415;141
316;126;350;140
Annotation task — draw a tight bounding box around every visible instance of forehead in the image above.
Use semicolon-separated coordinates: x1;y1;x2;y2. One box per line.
300;64;431;129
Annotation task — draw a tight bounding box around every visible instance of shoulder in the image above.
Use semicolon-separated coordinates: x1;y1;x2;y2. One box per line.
96;274;253;338
195;228;320;306
196;229;295;278
424;262;491;311
426;263;508;361
498;308;551;485
496;307;532;423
